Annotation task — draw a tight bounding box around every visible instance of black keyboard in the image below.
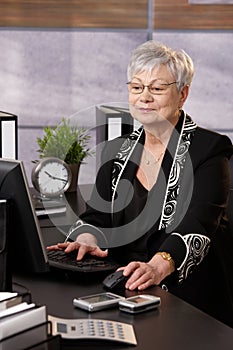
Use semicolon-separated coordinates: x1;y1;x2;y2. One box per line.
47;250;119;273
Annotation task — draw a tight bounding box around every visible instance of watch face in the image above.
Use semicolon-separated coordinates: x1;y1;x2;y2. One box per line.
32;158;72;197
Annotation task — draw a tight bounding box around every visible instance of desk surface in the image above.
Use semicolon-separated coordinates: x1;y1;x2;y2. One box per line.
14;269;233;350
19;186;233;349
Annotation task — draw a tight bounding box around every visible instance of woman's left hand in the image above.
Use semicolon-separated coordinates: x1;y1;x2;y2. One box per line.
120;254;173;291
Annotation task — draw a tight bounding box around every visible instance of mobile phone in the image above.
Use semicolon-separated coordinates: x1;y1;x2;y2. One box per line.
73;292;125;312
119;294;161;314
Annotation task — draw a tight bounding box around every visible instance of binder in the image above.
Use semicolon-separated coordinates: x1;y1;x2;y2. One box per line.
96;105;133;142
0;305;47;341
0;111;18;159
0;321;62;350
95;105;134;170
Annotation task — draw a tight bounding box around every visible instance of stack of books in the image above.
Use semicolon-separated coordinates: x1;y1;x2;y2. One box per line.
0;292;61;349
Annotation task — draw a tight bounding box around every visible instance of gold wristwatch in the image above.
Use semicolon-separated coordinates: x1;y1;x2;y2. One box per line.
156;252;175;273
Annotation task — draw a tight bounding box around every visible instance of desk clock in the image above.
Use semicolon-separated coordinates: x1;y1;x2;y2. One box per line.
31;157;72;197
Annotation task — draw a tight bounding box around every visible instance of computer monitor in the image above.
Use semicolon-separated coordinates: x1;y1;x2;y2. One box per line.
0;159;49;291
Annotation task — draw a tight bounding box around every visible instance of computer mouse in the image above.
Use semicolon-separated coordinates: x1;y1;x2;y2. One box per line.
102;270;128;291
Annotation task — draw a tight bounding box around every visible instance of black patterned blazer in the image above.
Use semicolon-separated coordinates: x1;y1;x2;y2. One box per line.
68;112;233;326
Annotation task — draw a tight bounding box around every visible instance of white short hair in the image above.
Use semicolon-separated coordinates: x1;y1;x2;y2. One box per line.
127;40;194;91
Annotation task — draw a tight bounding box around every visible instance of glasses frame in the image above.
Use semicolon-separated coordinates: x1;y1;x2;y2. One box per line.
127;81;178;95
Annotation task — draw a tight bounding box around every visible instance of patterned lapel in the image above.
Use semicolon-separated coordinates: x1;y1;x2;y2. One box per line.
111;127;143;214
159;114;197;229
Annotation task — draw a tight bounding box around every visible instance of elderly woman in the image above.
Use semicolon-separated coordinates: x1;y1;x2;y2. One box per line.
48;41;233;326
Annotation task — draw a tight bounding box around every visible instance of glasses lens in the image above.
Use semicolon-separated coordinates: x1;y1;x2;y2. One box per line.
149;84;168;94
128;83;143;94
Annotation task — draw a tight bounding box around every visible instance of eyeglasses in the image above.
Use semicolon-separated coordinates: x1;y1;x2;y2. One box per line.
127;81;177;95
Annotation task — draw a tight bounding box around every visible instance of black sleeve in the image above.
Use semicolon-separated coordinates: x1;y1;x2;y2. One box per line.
150;131;233;282
168;132;232;235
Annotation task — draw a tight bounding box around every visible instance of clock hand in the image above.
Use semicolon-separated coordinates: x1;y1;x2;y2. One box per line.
52;176;67;183
44;171;67;183
44;171;53;179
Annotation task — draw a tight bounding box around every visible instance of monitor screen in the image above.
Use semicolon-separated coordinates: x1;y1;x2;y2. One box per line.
0;159;49;291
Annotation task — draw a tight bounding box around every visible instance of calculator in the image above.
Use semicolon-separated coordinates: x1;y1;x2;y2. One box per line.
48;315;137;345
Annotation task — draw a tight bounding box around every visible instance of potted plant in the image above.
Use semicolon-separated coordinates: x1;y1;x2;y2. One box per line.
36;117;92;191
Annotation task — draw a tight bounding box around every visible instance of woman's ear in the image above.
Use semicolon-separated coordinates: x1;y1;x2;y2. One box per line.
178;85;190;109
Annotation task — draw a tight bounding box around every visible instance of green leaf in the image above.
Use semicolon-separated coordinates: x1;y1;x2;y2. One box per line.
36;117;93;164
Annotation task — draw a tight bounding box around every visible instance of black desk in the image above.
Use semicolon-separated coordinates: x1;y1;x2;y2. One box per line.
14;186;233;349
14;270;233;350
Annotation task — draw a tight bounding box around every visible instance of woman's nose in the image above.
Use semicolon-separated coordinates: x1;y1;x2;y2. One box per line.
140;87;154;102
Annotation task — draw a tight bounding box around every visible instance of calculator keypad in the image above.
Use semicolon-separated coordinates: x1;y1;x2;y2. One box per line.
48;315;137;345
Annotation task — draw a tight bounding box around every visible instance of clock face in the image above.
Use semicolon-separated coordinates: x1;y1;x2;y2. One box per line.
32;157;72;197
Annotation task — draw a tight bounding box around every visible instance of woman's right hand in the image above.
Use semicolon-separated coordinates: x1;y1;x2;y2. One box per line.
47;233;108;261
